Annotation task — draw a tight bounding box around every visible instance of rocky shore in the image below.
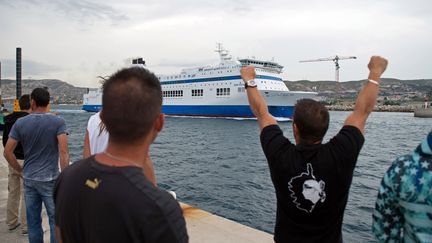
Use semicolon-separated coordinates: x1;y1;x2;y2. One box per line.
326;104;415;112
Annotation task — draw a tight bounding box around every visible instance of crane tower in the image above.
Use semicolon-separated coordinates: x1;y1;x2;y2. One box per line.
299;55;356;82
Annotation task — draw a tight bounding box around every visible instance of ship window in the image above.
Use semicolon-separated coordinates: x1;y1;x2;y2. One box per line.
217;88;230;96
192;89;203;97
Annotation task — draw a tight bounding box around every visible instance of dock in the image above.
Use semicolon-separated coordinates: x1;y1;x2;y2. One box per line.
414;107;432;118
0;144;273;243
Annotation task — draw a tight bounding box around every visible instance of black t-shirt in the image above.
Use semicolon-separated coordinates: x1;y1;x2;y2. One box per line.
54;156;188;243
2;111;29;159
260;125;364;243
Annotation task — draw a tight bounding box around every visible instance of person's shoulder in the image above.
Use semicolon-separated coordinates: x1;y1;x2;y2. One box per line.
328;125;365;143
60;158;91;178
382;154;412;180
11;113;31;125
260;124;284;140
124;171;180;212
340;125;364;137
392;154;414;169
87;112;101;126
261;124;282;133
90;112;101;120
45;113;65;123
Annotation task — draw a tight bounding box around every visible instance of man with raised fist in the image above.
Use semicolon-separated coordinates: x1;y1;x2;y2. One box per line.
241;56;388;242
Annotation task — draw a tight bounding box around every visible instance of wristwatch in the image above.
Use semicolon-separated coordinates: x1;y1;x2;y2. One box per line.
245;79;257;89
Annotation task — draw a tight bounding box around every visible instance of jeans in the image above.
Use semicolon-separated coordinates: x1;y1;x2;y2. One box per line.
24;179;57;243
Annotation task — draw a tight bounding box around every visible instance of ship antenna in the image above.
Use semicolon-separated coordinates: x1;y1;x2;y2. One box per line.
215;43;232;63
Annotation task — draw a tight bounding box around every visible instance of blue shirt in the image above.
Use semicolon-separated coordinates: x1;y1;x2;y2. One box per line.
372;131;432;242
9;112;67;181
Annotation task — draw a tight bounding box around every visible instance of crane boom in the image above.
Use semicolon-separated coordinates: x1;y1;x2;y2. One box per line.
299;55;357;82
299;55;356;63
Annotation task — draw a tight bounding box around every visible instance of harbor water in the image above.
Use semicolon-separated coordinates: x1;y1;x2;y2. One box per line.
55;105;430;242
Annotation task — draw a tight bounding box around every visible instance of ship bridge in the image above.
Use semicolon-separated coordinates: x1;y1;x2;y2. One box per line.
238;58;283;74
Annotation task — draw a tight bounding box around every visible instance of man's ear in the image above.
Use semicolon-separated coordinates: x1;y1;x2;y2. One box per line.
293;122;301;144
154;113;164;132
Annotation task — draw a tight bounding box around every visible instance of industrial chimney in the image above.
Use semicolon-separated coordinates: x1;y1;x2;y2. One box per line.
16;47;22;99
0;61;2;106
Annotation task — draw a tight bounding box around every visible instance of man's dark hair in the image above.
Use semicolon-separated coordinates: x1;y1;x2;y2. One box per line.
19;94;30;110
101;67;162;144
293;99;329;144
30;88;50;107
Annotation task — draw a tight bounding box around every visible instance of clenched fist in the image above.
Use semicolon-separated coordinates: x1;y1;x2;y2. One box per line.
240;66;256;83
368;56;388;81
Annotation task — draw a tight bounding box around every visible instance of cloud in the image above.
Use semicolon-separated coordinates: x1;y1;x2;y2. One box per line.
0;0;128;25
0;0;431;86
0;59;62;78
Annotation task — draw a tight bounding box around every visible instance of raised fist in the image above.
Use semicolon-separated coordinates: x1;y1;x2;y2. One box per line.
240;66;256;82
368;56;388;79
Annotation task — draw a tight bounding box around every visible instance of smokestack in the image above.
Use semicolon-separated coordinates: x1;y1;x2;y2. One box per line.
16;47;22;99
0;61;2;105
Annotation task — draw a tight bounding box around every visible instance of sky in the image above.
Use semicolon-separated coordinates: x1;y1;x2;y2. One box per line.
0;0;431;88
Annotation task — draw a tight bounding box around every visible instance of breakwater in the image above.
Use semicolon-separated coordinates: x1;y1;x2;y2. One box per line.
326;104;414;112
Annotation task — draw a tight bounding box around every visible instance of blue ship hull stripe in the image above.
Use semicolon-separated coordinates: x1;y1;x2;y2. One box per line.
160;75;281;85
82;104;294;118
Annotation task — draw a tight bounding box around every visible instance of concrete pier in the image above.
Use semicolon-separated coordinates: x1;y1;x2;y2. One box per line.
0;144;273;243
414;108;432;118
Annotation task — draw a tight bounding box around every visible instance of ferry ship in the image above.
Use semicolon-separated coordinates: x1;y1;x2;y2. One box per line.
82;44;317;118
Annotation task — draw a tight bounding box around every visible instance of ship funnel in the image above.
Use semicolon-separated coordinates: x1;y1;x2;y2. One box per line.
0;61;2;106
132;58;145;65
16;47;22;99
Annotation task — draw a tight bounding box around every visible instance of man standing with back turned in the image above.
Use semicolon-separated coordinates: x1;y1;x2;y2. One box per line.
4;88;70;243
241;56;388;242
3;94;31;234
54;67;188;243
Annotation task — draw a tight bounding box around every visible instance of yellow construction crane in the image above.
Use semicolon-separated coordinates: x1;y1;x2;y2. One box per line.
299;55;357;82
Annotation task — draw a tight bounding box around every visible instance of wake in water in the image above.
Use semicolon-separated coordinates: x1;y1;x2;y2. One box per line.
52;109;87;114
165;115;291;122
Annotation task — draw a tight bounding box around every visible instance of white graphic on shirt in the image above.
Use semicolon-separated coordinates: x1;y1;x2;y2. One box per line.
288;163;326;213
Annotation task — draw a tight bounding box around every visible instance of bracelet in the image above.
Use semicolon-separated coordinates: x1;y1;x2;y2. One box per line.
368;79;379;85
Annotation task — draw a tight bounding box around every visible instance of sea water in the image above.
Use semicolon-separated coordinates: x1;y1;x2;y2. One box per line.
55;105;430;242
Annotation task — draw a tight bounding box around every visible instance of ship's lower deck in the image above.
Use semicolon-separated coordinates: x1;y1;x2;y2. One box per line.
82;104;294;118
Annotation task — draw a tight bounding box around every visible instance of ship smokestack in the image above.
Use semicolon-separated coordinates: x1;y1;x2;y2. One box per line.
16;47;22;99
132;58;145;65
0;61;2;105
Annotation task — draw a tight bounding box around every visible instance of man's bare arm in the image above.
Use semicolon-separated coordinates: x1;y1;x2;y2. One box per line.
57;133;70;171
4;138;22;173
83;130;91;159
240;66;278;130
345;56;388;134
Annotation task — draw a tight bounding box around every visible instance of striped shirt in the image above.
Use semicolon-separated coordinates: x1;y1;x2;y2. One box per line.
373;131;432;242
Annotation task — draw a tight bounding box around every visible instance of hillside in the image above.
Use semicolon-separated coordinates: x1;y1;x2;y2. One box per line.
285;78;432;102
0;79;88;104
0;78;430;105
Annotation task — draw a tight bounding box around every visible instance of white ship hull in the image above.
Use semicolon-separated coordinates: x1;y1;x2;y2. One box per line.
83;45;317;118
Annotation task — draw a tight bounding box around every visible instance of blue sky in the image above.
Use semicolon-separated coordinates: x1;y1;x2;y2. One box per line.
0;0;431;87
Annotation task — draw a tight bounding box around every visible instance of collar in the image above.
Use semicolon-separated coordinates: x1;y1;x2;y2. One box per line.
295;143;322;152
